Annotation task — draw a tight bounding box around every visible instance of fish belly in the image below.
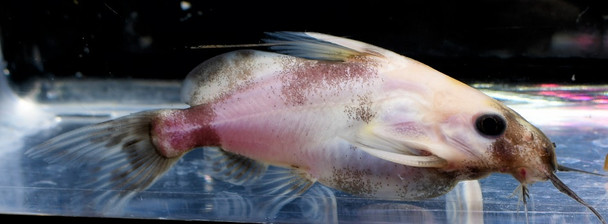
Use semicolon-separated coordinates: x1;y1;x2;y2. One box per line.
314;142;458;200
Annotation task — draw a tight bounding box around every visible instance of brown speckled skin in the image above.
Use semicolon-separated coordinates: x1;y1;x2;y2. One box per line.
156;50;467;200
155;40;558;200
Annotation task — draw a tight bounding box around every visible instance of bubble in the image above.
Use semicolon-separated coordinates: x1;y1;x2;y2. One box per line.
180;1;191;11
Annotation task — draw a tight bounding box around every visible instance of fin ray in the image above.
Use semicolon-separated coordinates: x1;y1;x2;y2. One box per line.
245;166;317;217
264;31;379;61
26;110;180;210
347;123;448;168
358;146;447;168
296;186;338;223
203;146;268;186
203;148;318;219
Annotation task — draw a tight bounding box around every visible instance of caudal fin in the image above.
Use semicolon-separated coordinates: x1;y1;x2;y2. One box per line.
26;110;180;209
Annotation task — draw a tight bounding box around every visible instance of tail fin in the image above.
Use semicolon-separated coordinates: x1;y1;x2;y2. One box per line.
26;110;180;209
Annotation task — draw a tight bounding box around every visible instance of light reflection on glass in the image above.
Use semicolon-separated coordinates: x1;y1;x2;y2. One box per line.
476;83;608;128
536;84;608;104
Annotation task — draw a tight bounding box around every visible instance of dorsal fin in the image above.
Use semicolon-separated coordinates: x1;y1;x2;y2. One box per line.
264;32;387;62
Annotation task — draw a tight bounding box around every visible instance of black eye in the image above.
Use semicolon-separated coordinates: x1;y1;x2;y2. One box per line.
475;114;506;137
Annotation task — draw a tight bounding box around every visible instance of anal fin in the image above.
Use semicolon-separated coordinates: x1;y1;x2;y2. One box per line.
203;147;318;219
244;167;317;219
203;146;268;186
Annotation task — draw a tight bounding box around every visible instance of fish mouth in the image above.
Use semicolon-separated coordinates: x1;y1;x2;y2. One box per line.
545;171;606;224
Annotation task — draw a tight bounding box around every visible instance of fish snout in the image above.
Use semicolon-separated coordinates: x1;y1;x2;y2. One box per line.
491;136;557;185
509;166;551;185
506;143;557;185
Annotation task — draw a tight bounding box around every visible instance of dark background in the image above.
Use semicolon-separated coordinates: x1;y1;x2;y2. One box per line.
1;0;608;87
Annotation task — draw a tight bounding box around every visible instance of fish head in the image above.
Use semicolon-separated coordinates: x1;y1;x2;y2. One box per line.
431;96;558;182
471;101;605;223
433;86;558;181
480;106;557;184
369;81;606;222
293;30;604;221
370;65;559;182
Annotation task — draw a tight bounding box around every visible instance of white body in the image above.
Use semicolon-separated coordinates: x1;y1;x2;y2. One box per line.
179;34;506;199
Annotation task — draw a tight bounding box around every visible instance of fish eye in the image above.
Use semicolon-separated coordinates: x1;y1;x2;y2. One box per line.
475;114;506;137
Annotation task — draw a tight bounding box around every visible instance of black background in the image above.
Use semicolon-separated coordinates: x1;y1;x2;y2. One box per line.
1;1;607;223
2;0;608;86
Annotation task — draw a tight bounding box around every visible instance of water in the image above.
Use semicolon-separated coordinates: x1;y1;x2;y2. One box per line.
1;76;607;223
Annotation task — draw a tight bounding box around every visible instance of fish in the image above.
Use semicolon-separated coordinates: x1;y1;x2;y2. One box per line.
27;32;605;222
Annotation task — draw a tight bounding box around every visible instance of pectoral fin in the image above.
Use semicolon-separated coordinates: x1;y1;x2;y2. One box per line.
358;147;447;168
349;123;448;168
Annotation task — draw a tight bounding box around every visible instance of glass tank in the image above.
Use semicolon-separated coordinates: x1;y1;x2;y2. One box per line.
1;1;607;223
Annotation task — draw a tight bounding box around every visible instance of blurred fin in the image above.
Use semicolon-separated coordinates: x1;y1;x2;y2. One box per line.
246;166;317;217
26;110;180;210
296;186;338;223
264;31;381;62
207;185;336;223
201;147;318;219
203;146;268;186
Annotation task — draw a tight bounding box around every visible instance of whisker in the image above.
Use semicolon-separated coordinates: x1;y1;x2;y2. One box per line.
547;172;606;224
521;185;529;224
558;164;607;177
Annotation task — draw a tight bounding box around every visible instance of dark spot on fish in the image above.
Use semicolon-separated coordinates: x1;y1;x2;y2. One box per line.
488;108;535;170
491;137;516;166
344;95;376;123
458;166;488;180
122;139;141;149
328;166;378;196
394;167;457;200
105;133;127;147
279;58;378;106
184;50;260;105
